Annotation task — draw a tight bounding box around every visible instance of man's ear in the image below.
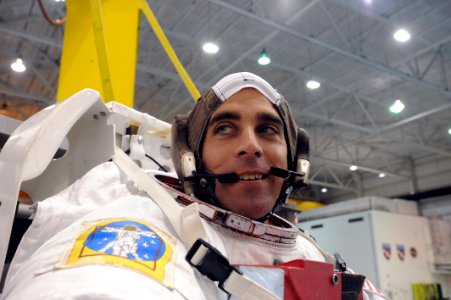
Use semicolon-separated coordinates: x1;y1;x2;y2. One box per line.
171;114;197;195
295;128;310;182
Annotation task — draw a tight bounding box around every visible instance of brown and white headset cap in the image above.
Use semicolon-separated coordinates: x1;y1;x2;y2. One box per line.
171;72;310;196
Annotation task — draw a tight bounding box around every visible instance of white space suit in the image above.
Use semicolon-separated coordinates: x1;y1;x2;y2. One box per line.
1;72;387;299
2;162;326;300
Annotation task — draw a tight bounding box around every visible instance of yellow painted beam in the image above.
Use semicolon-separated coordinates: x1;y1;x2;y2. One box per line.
58;0;199;107
140;0;201;101
89;0;115;101
288;198;325;211
57;0;140;106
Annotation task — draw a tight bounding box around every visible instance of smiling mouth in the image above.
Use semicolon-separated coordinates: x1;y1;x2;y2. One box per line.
239;174;269;181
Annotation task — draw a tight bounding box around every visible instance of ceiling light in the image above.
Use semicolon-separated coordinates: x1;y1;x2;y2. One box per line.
257;49;271;66
349;165;358;171
389;99;405;113
378;173;386;178
448;128;451;135
320;187;328;193
202;42;219;54
393;29;411;42
306;80;320;90
11;58;26;73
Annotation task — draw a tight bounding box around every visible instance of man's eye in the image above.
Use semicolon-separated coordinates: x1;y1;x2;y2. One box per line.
215;124;234;135
259;125;279;136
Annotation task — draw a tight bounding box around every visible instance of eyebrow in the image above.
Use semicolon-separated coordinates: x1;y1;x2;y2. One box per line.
208;111;283;127
208;111;240;126
257;112;283;126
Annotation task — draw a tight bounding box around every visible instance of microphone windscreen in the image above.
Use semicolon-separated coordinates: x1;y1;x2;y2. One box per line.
217;173;240;183
269;166;289;179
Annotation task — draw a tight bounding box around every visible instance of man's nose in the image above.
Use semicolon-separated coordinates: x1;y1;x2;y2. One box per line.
237;128;262;158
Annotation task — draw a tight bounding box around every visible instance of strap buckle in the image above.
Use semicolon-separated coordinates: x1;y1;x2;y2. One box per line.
334;252;347;272
186;238;242;292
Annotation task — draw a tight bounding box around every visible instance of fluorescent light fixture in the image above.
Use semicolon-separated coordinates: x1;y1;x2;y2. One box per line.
306;80;320;90
349;165;358;171
258;49;271;66
448;128;451;135
202;42;219;54
393;29;411;42
378;173;386;178
11;58;26;73
389;99;405;113
320;187;328;193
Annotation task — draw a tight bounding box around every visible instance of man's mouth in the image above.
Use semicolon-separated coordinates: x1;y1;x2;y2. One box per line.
238;174;269;181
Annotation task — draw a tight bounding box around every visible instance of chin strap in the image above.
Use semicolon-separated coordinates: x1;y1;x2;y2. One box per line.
185;171;224;208
271;166;307;214
112;147;280;300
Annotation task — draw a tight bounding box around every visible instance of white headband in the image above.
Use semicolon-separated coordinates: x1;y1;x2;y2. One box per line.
212;72;281;105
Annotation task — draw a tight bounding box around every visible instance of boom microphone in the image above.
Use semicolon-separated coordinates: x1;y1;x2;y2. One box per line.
216;173;240;183
188;167;305;184
269;166;305;179
215;167;302;183
186;172;240;184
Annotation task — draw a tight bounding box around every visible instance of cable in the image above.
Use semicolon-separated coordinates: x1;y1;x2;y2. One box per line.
123;149;169;173
37;0;66;26
145;154;169;172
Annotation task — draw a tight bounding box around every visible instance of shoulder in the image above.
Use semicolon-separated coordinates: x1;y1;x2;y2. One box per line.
295;230;330;262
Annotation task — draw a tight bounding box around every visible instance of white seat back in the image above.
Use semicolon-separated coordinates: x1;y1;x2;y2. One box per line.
0;89;115;278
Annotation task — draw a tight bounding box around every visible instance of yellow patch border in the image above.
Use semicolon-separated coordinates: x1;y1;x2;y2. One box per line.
59;218;176;288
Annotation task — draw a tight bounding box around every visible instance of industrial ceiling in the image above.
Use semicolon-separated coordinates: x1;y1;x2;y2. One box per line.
0;0;450;202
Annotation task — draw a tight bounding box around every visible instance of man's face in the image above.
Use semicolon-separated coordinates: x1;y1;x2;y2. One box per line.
201;88;288;219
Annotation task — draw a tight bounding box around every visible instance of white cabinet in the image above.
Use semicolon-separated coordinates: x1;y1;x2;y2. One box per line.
300;210;436;300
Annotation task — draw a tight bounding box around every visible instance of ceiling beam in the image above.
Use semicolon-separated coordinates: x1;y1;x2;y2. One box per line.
208;0;451;99
381;102;451;132
353;94;379;130
298;111;373;133
205;0;320;84
334;0;435;46
308;179;356;192
27;65;55;95
0;25;62;49
259;60;451;159
0;87;52;105
317;0;352;51
0;0;30;12
312;155;407;179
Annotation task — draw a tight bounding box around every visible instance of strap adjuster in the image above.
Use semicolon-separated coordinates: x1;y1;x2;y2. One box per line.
186;238;242;292
334;252;347;272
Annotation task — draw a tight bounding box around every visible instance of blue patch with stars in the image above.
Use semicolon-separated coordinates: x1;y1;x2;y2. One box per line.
83;220;166;261
65;219;175;285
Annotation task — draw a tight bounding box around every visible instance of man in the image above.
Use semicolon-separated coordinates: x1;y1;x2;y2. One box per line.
200;87;287;219
2;72;382;299
171;72;310;221
170;72;381;298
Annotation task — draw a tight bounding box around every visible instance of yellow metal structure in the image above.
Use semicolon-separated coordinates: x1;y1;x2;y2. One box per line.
288;198;325;211
57;0;140;106
141;0;201;101
88;0;116;102
57;0;200;107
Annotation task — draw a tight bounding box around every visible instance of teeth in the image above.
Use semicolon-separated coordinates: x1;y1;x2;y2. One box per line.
239;174;263;181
